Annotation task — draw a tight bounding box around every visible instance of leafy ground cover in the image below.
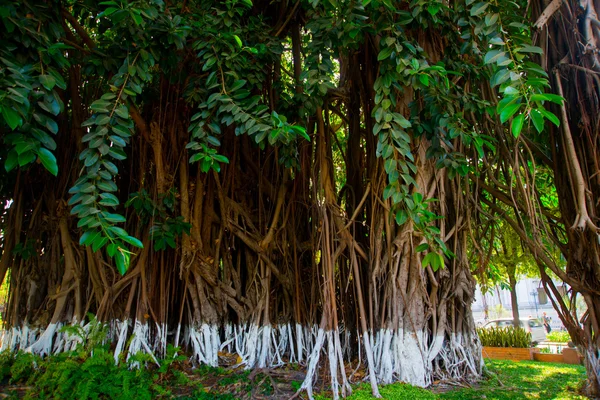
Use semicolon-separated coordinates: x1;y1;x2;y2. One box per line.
0;352;587;399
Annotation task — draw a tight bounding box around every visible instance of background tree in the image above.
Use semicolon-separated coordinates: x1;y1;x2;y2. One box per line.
472;218;540;327
467;0;600;395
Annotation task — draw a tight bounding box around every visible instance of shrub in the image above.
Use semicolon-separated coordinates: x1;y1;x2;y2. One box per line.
477;326;532;348
0;322;192;400
0;351;15;383
24;348;156;400
546;331;571;342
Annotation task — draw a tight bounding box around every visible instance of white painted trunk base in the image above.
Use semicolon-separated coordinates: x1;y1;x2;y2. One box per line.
0;321;481;396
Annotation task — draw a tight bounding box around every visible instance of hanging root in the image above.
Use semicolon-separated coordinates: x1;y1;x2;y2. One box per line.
187;323;220;367
127;321;159;367
25;323;59;357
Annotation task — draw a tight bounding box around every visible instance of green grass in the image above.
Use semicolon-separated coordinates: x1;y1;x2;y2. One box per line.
437;359;586;400
314;360;586;399
335;383;436;399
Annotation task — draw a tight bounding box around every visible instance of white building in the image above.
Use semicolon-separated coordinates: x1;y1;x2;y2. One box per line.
472;277;566;331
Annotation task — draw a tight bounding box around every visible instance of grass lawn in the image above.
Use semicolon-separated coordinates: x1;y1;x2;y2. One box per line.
341;359;586;400
437;360;586;400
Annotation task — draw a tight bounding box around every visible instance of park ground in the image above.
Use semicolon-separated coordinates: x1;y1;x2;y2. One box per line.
0;354;587;399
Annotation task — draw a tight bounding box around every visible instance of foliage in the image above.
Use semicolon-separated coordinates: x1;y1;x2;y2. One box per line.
0;343;194;400
546;331;572;343
9;352;41;384
0;317;195;399
0;350;15;383
0;351;588;400
3;0;593;395
477;326;532;348
125;189;191;251
26;348;156;400
0;1;66;177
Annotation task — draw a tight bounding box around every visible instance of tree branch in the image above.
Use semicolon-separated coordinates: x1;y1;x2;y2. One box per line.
534;0;563;29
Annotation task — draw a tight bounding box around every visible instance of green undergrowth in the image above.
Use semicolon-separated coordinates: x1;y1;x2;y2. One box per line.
0;349;587;399
0;342;228;400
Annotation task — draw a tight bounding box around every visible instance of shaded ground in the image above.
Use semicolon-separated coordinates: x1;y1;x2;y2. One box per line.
0;354;587;399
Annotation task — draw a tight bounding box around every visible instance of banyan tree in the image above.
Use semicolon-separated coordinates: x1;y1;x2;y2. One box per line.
466;0;600;396
0;0;595;397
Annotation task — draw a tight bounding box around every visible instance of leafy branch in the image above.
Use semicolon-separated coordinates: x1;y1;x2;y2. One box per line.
69;51;155;274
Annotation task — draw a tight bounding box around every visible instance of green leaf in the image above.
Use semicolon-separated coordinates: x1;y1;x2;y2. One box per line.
5;150;18;172
233;35;242;48
90;99;111;112
115;105;129;119
484;50;506;65
37;148;58;176
422;252;435;268
122;235;143;248
103;161;119;175
112;124;132;137
530;109;544;132
377;46;393;61
98;192;119;206
108;147;127;160
39;75;56;90
395;210;408;225
531;93;564;105
539;109;560;127
491;69;510;87
115;250;129;275
433;253;444;271
2;106;22;130
213;154;229;163
92;236;109;252
415;243;429;252
470;2;489;16
97;180;118;192
500;103;521;123
108;226;129;238
131;12;143;25
230;80;246;92
511;114;525;137
207;136;221;146
383;184;395;200
102;212;126;223
18;151;36;166
107;243;118;257
517;45;544;54
427;3;441;16
80;230;101;246
95;114;111;125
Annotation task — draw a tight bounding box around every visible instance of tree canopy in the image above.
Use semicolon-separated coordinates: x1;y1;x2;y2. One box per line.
1;0;599;397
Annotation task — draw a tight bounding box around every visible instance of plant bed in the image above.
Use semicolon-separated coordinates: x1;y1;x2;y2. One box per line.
482;346;535;361
533;352;564;363
562;348;584;365
478;326;534;361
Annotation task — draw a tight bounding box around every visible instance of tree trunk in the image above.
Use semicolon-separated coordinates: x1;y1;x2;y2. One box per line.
508;269;520;328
